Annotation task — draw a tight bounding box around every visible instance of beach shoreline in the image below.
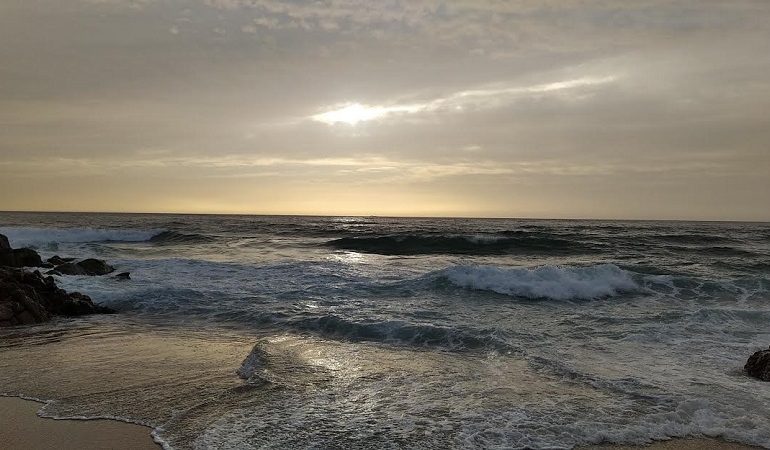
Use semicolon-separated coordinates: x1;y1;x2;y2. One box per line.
0;215;768;448
1;394;760;450
0;396;160;450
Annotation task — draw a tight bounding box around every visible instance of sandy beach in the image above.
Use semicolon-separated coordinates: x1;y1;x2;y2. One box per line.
0;397;159;450
0;393;759;450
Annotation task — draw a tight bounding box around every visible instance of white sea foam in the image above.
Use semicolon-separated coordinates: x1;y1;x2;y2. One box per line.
0;227;160;248
576;398;770;448
464;234;507;244
236;343;268;380
454;398;770;448
443;263;638;300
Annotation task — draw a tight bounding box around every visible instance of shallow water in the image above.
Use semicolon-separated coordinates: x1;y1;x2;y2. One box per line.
0;213;769;448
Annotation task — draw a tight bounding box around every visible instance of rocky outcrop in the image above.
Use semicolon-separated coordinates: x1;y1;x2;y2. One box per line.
55;262;88;275
0;233;43;268
0;234;115;275
0;233;117;327
55;259;115;276
0;234;116;276
0;247;43;268
746;347;770;381
0;267;115;327
76;258;115;275
47;255;74;266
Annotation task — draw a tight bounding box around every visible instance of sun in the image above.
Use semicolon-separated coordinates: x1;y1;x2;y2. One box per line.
312;103;387;126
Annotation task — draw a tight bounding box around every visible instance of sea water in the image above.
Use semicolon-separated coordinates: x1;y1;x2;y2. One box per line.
0;212;768;449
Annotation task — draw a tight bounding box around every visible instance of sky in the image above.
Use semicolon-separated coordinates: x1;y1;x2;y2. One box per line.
1;0;769;220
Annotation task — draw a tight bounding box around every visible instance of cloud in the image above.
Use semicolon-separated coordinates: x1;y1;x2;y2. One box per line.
6;150;760;186
1;0;769;218
311;75;617;125
195;0;770;56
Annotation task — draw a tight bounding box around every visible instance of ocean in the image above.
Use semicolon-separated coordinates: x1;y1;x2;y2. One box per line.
0;212;769;449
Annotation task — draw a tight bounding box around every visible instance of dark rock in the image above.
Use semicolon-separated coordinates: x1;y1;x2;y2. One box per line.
54;258;115;276
15;248;43;267
45;270;63;276
0;266;115;327
0;251;11;267
114;272;131;280
746;347;770;381
47;255;75;266
16;310;36;325
0;304;13;321
55;262;88;275
40;262;54;269
0;248;43;268
48;255;66;265
0;235;43;268
76;258;115;275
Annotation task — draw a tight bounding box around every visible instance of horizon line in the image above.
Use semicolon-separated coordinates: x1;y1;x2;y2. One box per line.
0;210;767;224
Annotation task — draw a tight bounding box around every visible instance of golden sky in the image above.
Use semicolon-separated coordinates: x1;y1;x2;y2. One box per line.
1;1;769;220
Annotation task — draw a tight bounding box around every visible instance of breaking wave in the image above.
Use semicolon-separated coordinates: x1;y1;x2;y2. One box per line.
148;230;215;245
0;227;219;248
0;227;160;248
326;233;593;255
440;263;639;300
283;314;510;351
655;233;738;245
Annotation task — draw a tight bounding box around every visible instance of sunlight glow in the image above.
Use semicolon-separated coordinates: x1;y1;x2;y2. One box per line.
312;102;424;125
312;103;389;125
310;75;617;126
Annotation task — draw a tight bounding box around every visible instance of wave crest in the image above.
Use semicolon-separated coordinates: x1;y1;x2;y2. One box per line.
0;227;219;247
0;227;160;247
440;264;638;300
148;230;215;244
326;233;592;255
286;314;510;351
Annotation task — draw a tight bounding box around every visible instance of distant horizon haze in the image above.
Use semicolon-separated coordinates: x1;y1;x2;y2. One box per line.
0;210;767;224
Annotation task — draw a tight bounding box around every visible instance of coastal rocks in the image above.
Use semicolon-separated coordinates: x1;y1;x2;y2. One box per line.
0;235;116;276
54;262;88;275
0;233;118;327
47;255;74;266
0;247;43;268
0;267;115;327
114;272;131;280
55;258;115;276
745;347;770;381
77;258;115;275
0;233;44;268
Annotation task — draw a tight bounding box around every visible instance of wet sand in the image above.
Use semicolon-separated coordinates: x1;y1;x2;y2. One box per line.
1;397;762;450
0;324;763;449
0;396;159;450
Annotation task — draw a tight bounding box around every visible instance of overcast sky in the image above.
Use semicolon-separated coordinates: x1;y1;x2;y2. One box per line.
1;0;769;219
